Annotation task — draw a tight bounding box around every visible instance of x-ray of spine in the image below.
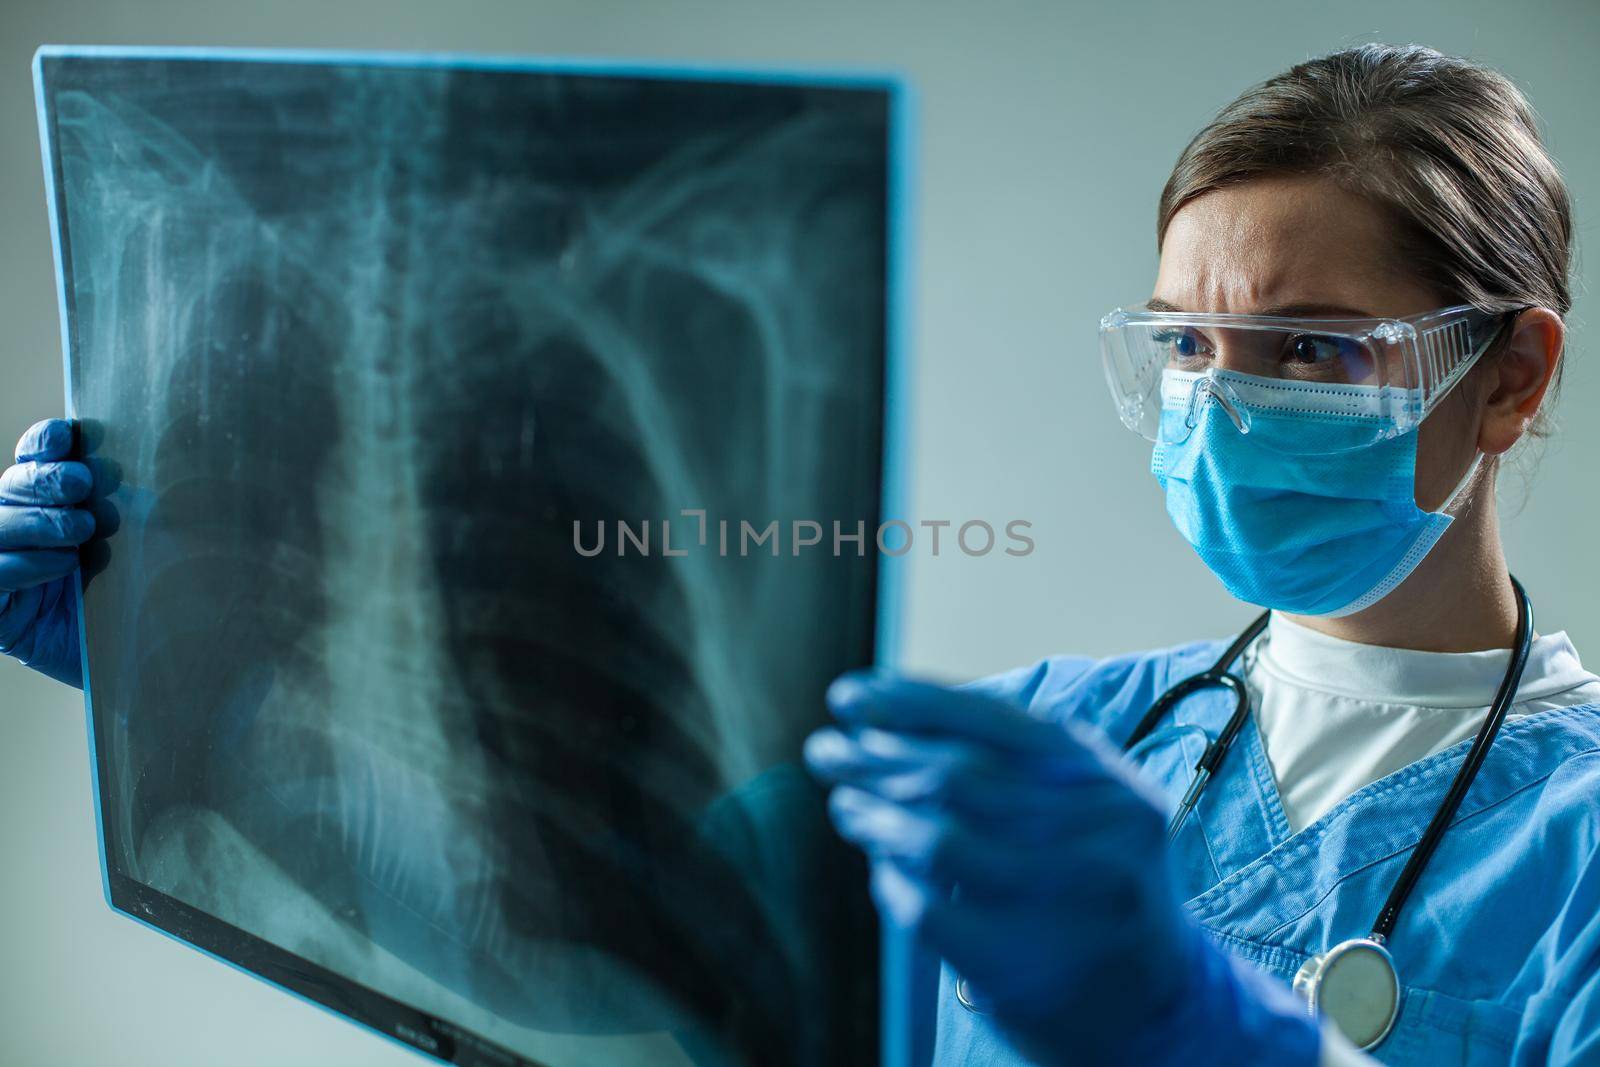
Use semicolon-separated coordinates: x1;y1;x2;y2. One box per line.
45;56;885;1067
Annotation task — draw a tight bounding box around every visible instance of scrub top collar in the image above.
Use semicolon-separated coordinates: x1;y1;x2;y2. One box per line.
1183;723;1600;940
1150;639;1600;928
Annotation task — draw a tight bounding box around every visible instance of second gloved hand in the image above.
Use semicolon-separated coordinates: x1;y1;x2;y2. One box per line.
804;673;1321;1067
0;419;94;687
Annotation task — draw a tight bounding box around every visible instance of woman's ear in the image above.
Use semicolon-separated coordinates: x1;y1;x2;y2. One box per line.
1477;308;1564;455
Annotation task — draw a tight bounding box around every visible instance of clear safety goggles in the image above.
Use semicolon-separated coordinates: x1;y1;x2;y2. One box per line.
1099;304;1508;453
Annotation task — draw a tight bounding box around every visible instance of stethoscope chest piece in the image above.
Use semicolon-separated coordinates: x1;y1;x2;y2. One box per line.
1292;937;1400;1051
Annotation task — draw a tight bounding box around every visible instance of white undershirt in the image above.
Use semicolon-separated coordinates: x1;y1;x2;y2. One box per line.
1244;613;1600;834
1238;614;1600;1066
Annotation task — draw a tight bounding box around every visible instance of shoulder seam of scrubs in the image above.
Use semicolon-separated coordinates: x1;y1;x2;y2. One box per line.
1186;701;1600;930
1011;658;1062;710
1163;639;1230;686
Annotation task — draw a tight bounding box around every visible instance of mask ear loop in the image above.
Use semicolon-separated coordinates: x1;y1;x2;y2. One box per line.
1434;450;1484;518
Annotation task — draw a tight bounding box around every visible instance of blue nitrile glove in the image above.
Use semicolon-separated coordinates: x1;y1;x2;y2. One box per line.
0;419;95;688
804;672;1322;1067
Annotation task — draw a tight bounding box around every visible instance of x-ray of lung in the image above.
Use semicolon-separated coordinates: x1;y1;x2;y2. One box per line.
37;50;892;1066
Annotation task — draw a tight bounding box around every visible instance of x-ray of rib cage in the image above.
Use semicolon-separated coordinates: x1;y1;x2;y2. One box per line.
39;51;891;1067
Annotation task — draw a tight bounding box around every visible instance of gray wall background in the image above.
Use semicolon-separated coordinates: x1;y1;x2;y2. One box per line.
3;1;1596;1063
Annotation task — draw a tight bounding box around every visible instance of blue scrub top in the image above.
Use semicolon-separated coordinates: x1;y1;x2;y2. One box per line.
931;638;1600;1065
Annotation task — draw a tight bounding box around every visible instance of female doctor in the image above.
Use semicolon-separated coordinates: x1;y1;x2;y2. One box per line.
804;43;1600;1067
0;39;1595;1067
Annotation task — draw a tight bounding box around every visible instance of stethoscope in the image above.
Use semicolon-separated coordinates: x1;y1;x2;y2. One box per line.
954;576;1534;1052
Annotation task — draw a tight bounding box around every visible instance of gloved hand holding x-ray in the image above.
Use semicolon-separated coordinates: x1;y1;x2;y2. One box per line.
0;418;95;687
806;674;1322;1067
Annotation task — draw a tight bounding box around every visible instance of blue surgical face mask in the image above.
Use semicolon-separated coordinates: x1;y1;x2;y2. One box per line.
1150;369;1479;617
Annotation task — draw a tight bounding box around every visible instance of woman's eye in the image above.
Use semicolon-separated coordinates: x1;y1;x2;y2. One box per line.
1153;328;1211;361
1284;334;1377;382
1287;334;1354;364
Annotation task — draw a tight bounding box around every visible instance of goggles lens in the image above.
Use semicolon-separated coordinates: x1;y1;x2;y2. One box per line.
1145;324;1387;384
1100;305;1502;452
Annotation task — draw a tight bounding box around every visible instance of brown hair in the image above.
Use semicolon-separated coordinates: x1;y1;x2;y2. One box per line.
1158;43;1573;407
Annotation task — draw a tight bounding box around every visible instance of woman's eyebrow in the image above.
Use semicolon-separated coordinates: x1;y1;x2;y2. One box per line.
1142;297;1375;317
1252;301;1376;318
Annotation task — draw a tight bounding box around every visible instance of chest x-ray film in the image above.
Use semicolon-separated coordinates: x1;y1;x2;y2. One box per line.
36;47;901;1067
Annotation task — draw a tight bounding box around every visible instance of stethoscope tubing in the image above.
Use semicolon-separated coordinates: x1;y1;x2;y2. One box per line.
1370;575;1532;939
1123;575;1533;942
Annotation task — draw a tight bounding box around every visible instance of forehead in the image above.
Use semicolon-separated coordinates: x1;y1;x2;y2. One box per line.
1154;174;1440;317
